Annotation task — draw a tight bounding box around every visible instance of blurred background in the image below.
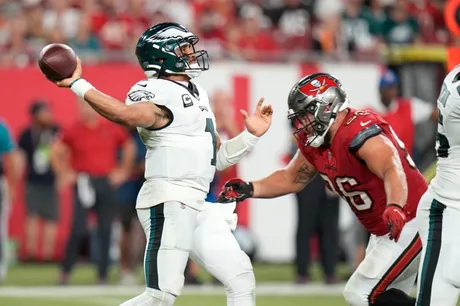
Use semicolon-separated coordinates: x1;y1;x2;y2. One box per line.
0;0;455;305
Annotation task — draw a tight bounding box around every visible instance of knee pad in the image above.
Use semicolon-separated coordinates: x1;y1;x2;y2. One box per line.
225;271;256;303
119;288;176;306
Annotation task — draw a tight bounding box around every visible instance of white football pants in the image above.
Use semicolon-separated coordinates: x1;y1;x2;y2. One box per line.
416;188;460;306
120;201;255;306
343;218;421;306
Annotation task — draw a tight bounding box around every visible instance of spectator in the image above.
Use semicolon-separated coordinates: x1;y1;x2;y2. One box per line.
0;119;20;283
0;6;28;67
227;11;279;61
18;101;59;261
68;13;101;57
116;128;146;285
90;0;130;51
341;0;382;53
285;123;340;284
381;0;421;45
408;0;447;44
42;0;81;41
313;12;343;55
51;99;135;285
266;0;315;51
23;1;47;62
368;69;437;156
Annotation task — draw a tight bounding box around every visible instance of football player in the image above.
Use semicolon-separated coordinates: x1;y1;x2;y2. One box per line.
49;23;273;306
415;66;460;306
217;73;427;306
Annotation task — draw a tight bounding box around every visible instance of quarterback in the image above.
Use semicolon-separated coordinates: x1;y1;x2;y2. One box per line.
415;65;460;306
218;73;428;306
49;23;273;306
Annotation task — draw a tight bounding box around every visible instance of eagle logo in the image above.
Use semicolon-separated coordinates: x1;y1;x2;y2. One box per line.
128;90;155;102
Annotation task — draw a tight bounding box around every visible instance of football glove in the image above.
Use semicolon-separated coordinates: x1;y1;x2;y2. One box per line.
382;204;406;242
216;178;254;203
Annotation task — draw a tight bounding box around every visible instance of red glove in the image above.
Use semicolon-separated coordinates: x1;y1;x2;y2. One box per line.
382;204;406;242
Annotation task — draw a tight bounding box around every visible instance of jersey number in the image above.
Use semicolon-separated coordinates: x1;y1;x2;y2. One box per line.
319;174;373;211
389;126;416;168
205;118;217;166
438;83;450;107
436;132;450;158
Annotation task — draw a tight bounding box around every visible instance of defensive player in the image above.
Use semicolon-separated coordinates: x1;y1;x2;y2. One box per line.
415;66;460;306
217;73;427;306
49;23;273;306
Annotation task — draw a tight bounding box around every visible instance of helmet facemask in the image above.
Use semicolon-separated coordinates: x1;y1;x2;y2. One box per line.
167;37;209;78
288;87;348;147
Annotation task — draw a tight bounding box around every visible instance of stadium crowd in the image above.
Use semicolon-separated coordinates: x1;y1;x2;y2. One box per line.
0;0;448;66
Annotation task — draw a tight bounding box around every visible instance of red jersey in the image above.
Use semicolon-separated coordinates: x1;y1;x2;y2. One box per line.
299;108;427;236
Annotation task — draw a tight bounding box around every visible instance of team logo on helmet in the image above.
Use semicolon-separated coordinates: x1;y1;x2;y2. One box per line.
299;75;342;97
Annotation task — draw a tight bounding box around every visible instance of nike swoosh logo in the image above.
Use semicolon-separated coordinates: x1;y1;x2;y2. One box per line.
360;120;371;126
138;83;147;87
394;209;405;220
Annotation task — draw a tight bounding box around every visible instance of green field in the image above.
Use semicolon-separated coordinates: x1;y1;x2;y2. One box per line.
0;295;346;306
0;263;348;305
2;262;352;286
2;264;459;306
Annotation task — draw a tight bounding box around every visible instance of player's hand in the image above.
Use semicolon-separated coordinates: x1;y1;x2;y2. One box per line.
54;57;82;88
216;178;254;203
382;204;406;242
241;98;273;137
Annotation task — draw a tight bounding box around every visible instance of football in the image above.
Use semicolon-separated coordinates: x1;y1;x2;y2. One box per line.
38;43;77;81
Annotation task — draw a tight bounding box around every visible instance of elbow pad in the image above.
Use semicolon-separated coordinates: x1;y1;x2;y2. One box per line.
216;130;259;171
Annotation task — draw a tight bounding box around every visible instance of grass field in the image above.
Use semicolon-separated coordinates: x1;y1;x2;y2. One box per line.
0;295;346;306
0;263;349;305
2;263;458;306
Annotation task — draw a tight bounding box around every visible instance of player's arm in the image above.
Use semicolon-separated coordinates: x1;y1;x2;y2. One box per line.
53;58;170;129
252;150;317;198
216;150;317;203
81;89;170;130
214;98;272;171
214;130;259;171
352;125;408;241
356;133;408;208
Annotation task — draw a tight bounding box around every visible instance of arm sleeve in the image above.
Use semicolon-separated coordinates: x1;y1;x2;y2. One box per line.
216;130;259;171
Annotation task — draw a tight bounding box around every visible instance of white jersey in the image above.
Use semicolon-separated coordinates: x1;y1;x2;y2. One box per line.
430;65;460;208
125;78;217;210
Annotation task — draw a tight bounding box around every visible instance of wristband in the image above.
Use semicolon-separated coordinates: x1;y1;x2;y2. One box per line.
248;182;254;197
70;78;94;98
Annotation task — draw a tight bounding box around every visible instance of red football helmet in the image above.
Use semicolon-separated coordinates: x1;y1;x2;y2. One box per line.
287;73;349;147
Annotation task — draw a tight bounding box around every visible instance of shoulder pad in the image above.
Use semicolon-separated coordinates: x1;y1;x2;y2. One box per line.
125;79;164;105
349;124;382;152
